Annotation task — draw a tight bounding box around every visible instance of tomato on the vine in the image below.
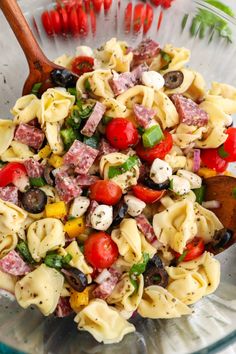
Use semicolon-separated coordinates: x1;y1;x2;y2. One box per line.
133;3;146;32
104;0;112;11
89;180;122;206
50;9;62;34
71;56;94;76
201;148;228;173
218;127;236;163
106;118;139;150
132;184;165;203
69;8;80;36
144;4;154;33
78;8;88;36
92;0;103;12
58;7;69;34
41;11;53;36
174;238;205;262
124;3;132;32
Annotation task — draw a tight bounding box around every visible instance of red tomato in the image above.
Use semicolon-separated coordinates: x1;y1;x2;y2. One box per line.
106;118;139;150
90;8;96;33
104;0;112;11
136;131;173;164
157;9;164;30
92;0;103;12
71;56;94;75
175;238;205;262
132;184;165;203
219;127;236;163
41;11;53;36
58;7;69;34
133;3;146;32
84;0;91;12
78;8;88;36
89;180;122;206
161;0;173;9
50;10;62;34
69;8;80;36
151;0;162;5
0;163;27;187
144;4;154;33
124;3;132;33
201;149;228;173
84;232;119;268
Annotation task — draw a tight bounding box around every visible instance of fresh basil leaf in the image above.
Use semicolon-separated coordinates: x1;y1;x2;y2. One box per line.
181;14;189;31
108;156;139;179
129;253;150;277
193;186;206;204
204;0;235;17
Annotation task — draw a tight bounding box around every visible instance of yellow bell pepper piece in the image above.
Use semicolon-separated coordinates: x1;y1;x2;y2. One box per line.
48;154;63;168
69;287;89;312
198;168;217;179
38;145;52;159
45;202;67;219
64;217;85;238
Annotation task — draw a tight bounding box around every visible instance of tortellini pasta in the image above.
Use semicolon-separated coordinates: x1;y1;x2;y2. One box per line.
44;122;64;155
117;85;154;110
0;269;17;294
0;119;15;155
54;54;73;69
1;141;35;162
138;285;192;319
11;94;40;124
74;299;135;344
161;44;191;73
164;145;189;171
164;69;195;96
153;200;197;253
27;218;65;261
207;81;236;114
0;233;18;259
101;97;129;118
0;200;27;234
77;70;114;99
172;123;207;149
153;91;179;129
100;152;140;192
15;264;64;316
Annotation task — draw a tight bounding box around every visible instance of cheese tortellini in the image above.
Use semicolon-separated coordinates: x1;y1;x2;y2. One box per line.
0;233;18;259
207;81;236;114
172;123;207;149
74;299;135;344
0;269;17;294
0;200;27;234
0;119;15;155
77;70;114;99
1;141;35;162
153;91;179;129
161;44;191;73
44;122;64;155
15;264;64;315
117;85;154;110
27;218;65;261
11;94;40;124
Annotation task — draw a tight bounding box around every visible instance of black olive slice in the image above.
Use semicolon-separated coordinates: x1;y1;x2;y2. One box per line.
112;199;128;227
211;228;234;250
21;188;47;214
144;176;170;191
144;266;169;288
50;69;78;88
163;70;184;89
43;164;55;186
62;268;87;292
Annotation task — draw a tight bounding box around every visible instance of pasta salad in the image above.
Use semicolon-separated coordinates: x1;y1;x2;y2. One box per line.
0;37;236;344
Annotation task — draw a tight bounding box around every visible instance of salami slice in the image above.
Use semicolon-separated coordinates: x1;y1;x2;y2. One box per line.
63;140;99;175
75;174;99;187
24;159;44;178
54;297;73;318
81;102;106;137
0;250;31;276
92;268;121;300
135;214;156;243
14;123;45;150
98;139;118;157
0;186;18;205
132;39;160;66
86;200;99;227
171;94;209;127
133;104;156;128
55;171;82;203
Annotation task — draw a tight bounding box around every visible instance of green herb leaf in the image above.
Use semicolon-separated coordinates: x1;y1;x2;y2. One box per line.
67;87;77;97
218;145;230;158
29;177;46;187
44;253;72;269
142;125;164;148
193;186;206;204
129;253;150;292
169;179;174;191
108;156;139;179
31;82;42;96
232;187;236;200
79;105;94;120
62;253;73;265
160;50;172;64
84;78;91;92
181;14;189;31
16;241;35;264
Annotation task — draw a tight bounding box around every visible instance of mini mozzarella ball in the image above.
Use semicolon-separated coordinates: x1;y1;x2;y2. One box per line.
91;205;113;231
141;71;165;91
124;195;146;217
224;115;233;127
75;45;94;57
69;196;90;218
150;158;173;184
177;169;202;189
170;175;191;196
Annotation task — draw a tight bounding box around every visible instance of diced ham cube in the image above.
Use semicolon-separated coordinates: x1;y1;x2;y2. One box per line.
133;104;156;128
0;250;31;276
63;140;99;175
81;102;106;137
132;38;160;66
14;123;45;150
24;159;44;178
98;139;118;157
86;200;99;227
171;94;209;127
92;268;121;300
54;297;73;318
0;186;18;205
75;174;99;187
135;214;156;243
55;171;82;203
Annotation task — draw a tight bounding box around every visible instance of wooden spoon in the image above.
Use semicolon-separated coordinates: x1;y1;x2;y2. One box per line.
0;0;78;95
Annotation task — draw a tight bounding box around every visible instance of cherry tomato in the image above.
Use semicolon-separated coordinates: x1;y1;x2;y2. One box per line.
84;232;119;268
144;4;154;34
151;0;162;5
58;7;69;34
157;9;164;30
89;180;122;206
104;0;112;11
78;8;88;36
41;11;53;36
219;127;236;163
84;0;91;13
106;118;139;150
124;3;132;33
69;8;80;36
161;0;173;9
0;162;27;187
71;56;94;76
133;3;146;32
49;9;62;34
92;0;103;12
174;238;205;262
201;148;228;173
90;8;96;33
132;184;165;203
136;131;173;164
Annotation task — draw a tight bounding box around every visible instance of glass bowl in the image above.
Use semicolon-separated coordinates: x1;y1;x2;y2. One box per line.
0;0;236;353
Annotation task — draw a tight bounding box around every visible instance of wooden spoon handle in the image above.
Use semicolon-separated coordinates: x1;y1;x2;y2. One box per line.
0;0;50;69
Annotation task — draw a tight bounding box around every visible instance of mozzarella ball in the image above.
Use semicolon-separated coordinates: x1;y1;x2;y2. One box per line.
170;175;191;195
91;205;113;231
75;46;94;57
150;158;172;184
141;71;165;91
69;197;90;218
177;169;202;189
124;195;146;217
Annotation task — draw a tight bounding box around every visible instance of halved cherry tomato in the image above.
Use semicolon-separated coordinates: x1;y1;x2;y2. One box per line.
50;9;62;34
161;0;173;9
133;3;146;32
84;232;119;268
71;56;94;76
106;118;139;150
89;180;122;206
219;127;236;163
132;184;165;203
58;7;69;34
0;162;27;187
41;11;53;36
174;237;205;262
84;0;91;13
78;8;88;36
144;4;154;33
136;131;173;164
90;8;96;34
69;8;80;36
201;148;228;173
124;3;132;33
104;0;112;11
92;0;103;12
